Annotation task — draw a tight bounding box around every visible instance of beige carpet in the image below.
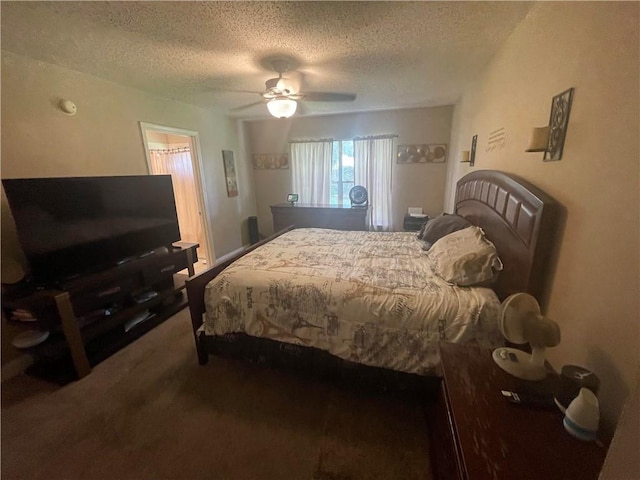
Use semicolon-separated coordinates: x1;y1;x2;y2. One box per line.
1;308;432;480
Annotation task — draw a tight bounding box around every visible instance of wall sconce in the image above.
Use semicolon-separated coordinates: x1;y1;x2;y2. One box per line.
526;126;550;152
460;135;477;166
469;135;477;166
526;88;574;161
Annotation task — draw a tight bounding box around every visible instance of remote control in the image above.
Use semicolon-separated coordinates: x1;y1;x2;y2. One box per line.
501;390;557;409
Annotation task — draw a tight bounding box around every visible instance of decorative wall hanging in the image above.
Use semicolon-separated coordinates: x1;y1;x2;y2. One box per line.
469;135;478;167
486;128;506;153
397;144;447;164
525;87;574;161
544;88;574;161
253;153;289;169
222;150;238;197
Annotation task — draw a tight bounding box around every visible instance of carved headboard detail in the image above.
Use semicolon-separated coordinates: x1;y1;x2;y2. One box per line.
455;170;558;303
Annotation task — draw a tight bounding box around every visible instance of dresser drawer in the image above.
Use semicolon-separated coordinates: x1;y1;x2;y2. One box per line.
142;252;188;285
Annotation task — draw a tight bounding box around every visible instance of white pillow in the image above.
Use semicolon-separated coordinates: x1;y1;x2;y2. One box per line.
427;226;503;286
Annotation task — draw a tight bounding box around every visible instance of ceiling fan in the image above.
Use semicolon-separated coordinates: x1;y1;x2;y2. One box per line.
232;58;357;118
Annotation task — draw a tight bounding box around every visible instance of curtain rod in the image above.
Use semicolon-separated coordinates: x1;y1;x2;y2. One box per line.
353;134;398;140
149;146;191;153
289;134;398;144
288;138;334;144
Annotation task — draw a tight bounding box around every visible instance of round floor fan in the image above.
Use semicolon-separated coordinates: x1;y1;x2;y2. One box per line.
349;185;368;207
492;293;561;381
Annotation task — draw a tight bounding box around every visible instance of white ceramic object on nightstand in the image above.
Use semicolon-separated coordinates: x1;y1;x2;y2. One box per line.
563;388;600;441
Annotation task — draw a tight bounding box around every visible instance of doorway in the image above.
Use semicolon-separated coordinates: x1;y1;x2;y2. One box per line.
140;123;214;272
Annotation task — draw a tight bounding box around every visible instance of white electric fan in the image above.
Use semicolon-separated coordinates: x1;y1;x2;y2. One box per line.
492;293;561;381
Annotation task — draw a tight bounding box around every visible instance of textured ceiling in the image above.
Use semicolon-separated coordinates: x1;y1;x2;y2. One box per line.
1;1;533;119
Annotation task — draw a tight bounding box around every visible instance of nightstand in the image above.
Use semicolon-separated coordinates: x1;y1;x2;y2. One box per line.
428;342;607;480
403;214;429;232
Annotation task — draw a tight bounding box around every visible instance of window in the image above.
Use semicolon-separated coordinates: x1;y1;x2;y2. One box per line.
290;135;394;230
330;140;354;206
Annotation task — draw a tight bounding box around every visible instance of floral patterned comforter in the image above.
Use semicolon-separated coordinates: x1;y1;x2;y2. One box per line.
203;228;502;375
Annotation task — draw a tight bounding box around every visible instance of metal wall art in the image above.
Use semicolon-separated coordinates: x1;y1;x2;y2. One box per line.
469;135;478;167
544;87;574;161
397;144;447;164
253;153;289;169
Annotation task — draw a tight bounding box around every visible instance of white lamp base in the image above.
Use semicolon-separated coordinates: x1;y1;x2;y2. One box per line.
492;347;548;381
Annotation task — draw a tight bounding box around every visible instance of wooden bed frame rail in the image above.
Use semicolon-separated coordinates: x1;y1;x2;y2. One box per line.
185;225;294;358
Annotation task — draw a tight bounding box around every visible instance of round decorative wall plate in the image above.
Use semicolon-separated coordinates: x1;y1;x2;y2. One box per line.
349;186;368;206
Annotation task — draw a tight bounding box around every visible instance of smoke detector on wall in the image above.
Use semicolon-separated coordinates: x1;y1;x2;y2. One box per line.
59;99;77;116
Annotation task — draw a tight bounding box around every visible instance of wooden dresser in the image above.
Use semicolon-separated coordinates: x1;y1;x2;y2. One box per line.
270;203;369;232
429;342;607;480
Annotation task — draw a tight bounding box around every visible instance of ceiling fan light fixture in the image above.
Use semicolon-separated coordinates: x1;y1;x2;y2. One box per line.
267;97;297;118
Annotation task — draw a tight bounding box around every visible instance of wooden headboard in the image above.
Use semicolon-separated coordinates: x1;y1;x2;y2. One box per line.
454;170;558;302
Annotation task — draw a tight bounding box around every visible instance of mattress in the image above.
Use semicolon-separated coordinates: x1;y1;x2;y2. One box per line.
203;228;502;375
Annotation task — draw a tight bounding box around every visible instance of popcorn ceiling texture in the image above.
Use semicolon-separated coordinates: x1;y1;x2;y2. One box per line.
1;1;533;117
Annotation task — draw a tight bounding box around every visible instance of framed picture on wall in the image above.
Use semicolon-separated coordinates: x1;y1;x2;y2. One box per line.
222;150;238;197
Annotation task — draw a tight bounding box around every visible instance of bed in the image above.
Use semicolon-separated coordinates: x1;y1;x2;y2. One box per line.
186;170;558;388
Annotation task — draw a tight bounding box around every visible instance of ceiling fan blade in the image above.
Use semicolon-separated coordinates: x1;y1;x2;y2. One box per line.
207;87;264;95
230;100;265;112
295;92;357;102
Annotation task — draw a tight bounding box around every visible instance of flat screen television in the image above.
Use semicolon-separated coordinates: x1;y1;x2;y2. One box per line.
3;175;181;285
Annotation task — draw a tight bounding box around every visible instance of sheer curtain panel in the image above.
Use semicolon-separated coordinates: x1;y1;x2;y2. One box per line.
290;141;333;205
149;148;203;247
354;137;394;231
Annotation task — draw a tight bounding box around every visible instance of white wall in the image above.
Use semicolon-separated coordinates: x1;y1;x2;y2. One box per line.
445;2;639;435
1;50;257;259
1;50;257;363
245;106;453;236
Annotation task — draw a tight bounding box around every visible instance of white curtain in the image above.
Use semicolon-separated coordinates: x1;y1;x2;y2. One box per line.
149;148;204;250
354;137;394;231
290;141;332;204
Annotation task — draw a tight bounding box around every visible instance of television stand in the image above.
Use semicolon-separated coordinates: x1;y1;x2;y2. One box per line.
2;242;199;383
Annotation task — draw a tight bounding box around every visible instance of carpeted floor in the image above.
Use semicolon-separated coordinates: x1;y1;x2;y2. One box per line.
1;308;432;480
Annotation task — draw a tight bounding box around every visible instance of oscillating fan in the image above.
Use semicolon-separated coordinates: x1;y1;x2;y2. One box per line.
492;293;561;381
349;186;368;207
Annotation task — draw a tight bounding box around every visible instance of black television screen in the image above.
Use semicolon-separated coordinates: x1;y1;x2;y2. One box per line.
3;175;181;284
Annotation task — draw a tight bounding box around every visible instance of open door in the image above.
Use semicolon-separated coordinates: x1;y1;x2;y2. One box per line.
140;123;214;271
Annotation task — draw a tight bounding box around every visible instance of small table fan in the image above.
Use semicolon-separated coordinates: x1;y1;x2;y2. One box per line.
349;186;368;207
492;293;561;381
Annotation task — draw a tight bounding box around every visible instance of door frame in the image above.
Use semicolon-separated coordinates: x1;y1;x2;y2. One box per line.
139;122;215;263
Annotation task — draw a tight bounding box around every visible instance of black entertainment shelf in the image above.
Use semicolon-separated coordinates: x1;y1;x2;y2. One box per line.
2;242;199;383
